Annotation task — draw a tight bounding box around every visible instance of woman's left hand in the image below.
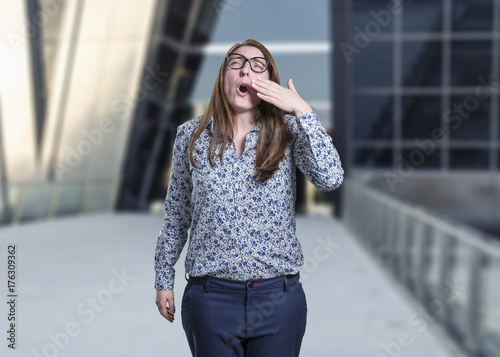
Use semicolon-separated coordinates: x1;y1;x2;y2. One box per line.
251;78;312;118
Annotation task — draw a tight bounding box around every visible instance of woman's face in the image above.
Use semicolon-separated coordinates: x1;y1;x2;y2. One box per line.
223;45;270;117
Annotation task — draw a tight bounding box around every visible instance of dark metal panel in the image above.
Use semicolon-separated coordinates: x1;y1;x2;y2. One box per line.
117;0;219;211
25;0;47;157
332;0;353;217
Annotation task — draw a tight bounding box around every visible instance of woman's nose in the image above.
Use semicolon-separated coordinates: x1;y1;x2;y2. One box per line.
240;61;250;75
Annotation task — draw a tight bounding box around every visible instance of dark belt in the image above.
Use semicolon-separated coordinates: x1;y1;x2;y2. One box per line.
186;273;300;293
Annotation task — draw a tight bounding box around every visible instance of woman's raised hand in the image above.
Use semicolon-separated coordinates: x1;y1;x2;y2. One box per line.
251;78;312;118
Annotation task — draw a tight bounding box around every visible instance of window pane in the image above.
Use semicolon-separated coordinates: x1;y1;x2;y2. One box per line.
164;0;193;40
449;96;490;140
353;95;393;140
402;0;443;33
452;0;493;32
354;147;393;168
56;183;84;216
156;44;177;93
498;98;500;140
402;96;441;139
450;149;489;169
191;0;218;45
450;40;492;86
401;148;441;169
352;42;393;87
402;41;442;87
352;0;395;34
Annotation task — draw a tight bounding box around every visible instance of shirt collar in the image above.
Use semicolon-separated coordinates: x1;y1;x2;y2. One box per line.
207;117;261;134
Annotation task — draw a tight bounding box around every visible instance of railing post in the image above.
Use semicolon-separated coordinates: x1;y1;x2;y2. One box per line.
464;247;484;355
375;199;386;258
417;221;432;303
396;210;409;282
386;204;398;273
412;219;428;302
437;232;454;328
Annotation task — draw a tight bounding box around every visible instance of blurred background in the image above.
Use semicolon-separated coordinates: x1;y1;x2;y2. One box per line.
0;0;499;356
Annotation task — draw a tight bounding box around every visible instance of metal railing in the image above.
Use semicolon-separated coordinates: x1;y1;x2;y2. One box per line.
343;180;500;357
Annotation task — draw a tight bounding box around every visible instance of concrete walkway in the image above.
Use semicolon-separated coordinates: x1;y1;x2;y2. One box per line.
0;213;466;356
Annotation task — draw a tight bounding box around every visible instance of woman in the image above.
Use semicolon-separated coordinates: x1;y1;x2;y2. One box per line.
155;39;343;357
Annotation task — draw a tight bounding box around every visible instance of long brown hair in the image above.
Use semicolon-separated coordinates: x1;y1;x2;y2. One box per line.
188;39;289;183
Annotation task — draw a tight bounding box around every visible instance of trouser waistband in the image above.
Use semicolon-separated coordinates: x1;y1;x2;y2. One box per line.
186;273;300;293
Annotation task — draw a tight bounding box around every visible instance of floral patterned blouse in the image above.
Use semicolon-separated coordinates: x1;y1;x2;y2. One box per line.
154;111;343;290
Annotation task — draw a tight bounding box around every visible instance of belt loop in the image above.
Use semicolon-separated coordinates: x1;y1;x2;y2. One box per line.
204;277;211;293
283;275;288;292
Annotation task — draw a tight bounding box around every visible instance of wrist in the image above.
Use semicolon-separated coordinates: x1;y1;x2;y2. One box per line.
294;103;312;118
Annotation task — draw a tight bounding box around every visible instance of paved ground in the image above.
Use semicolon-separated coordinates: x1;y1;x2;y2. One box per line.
0;213;467;356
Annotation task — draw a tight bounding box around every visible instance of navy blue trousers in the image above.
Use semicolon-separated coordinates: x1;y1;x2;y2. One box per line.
181;273;307;357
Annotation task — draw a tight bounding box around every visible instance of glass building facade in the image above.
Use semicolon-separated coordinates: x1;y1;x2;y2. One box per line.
338;0;498;171
0;0;218;224
333;0;500;235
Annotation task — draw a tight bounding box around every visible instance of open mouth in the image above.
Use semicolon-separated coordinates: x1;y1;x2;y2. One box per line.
239;84;248;93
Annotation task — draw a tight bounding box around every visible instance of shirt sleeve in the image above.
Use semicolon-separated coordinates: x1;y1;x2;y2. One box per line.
288;111;344;191
154;124;193;291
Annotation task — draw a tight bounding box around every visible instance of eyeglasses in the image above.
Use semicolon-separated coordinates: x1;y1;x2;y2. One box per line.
226;53;270;73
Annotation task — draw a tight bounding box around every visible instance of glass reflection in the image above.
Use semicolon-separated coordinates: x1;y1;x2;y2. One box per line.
39;0;66;104
164;0;192;40
85;182;114;212
452;0;493;32
353;95;393;140
354;147;393;168
450;149;489;169
56;184;84;216
401;149;440;168
449;96;490;140
451;40;492;86
402;41;442;87
498;99;500;140
402;95;441;139
352;0;394;34
353;41;393;87
19;185;52;222
402;0;443;33
0;185;13;224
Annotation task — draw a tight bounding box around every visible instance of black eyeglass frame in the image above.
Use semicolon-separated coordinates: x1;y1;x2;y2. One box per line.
226;53;270;73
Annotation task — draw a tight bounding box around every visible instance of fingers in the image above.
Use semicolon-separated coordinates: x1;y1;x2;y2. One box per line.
156;290;175;323
167;293;176;317
251;77;280;97
251;77;295;93
252;77;312;117
287;78;297;93
251;78;286;101
252;77;298;113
